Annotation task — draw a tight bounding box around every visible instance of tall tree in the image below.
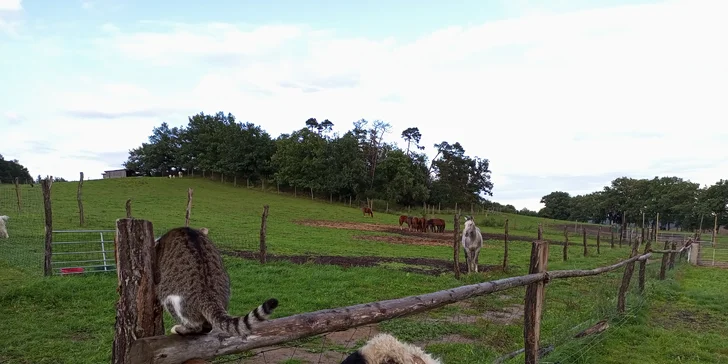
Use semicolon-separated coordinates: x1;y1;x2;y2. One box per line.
401;127;423;156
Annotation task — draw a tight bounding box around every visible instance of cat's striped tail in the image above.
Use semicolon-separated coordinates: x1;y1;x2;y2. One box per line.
207;298;279;336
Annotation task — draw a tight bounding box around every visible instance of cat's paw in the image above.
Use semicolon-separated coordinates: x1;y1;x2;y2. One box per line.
170;325;183;335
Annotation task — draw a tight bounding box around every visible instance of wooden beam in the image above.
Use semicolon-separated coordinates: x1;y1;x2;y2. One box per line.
129;251;653;364
185;188;193;227
112;218;165;364
453;213;461;279
41;177;53;276
503;219;509;271
617;237;641;313
77;172;85;226
524;240;549;364
259;205;269;264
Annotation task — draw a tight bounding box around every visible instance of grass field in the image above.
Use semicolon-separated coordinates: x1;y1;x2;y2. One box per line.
1;177;727;363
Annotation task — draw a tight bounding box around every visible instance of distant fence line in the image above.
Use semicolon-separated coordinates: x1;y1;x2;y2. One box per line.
111;216;694;364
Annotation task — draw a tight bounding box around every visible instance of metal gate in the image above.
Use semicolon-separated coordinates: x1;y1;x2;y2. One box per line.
50;230;116;275
696;238;728;268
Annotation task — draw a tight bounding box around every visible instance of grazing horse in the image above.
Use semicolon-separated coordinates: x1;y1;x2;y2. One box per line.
429;218;446;233
411;217;421;231
362;207;374;217
398;215;409;230
461;216;483;273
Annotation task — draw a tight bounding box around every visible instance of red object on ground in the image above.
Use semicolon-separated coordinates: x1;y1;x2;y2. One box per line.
60;267;85;275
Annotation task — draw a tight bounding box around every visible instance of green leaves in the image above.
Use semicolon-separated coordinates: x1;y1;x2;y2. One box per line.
123;114;496;209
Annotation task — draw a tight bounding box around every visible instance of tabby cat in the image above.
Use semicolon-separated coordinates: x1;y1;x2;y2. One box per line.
154;226;278;336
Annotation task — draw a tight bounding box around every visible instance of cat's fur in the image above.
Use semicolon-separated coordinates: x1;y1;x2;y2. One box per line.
154;226;278;336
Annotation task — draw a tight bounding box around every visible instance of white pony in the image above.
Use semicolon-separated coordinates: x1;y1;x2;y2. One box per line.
461;215;483;273
0;215;9;239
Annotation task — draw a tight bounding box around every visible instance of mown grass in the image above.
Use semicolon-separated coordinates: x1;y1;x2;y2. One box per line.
0;177;727;364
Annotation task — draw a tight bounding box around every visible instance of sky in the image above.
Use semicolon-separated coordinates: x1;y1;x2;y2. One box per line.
1;0;726;211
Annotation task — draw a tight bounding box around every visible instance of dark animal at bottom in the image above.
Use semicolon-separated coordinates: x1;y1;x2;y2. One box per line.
154;226;278;336
340;333;442;364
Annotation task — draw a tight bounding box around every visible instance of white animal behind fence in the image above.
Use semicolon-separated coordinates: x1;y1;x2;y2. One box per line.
461;215;483;273
340;332;443;364
0;215;9;238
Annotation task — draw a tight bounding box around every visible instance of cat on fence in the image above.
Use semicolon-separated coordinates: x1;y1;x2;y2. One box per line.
154;226;278;336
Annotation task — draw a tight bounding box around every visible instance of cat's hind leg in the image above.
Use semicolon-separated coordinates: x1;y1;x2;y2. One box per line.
163;295;208;335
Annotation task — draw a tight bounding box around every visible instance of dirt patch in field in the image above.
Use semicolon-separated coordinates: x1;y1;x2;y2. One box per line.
223;250;499;276
352;234;456;247
445;304;525;326
295;219;542;243
238;324;380;364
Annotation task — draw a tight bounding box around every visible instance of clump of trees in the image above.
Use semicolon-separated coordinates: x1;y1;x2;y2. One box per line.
0;154;32;184
539;177;728;232
122;111;495;209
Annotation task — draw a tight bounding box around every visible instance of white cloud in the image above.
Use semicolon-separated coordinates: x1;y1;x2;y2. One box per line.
0;0;21;11
12;0;728;211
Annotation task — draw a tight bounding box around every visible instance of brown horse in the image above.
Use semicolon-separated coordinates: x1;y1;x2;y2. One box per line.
398;215;409;230
411;216;421;231
425;218;446;233
362;207;374;217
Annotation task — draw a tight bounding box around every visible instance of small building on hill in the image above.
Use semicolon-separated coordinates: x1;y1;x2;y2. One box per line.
102;169;131;179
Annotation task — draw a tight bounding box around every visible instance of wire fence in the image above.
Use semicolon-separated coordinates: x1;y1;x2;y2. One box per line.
0;183;263;277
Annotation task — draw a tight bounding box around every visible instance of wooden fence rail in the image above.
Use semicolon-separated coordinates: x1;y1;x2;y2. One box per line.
109;216;693;364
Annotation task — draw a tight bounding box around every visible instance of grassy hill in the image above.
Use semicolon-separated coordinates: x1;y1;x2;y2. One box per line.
0;177;726;363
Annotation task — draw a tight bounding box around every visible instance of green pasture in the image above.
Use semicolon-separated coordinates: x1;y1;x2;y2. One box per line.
0;178;726;363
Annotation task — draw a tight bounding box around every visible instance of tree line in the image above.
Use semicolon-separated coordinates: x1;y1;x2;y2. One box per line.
0;154;32;184
122;111;495;209
539;176;728;232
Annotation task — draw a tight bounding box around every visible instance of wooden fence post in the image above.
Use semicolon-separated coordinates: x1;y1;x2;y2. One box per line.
659;252;669;280
14;177;22;212
259;205;269;264
638;237;652;293
563;227;569;261
77;172;85;227
668;242;677;269
112;218;164;364
596;228;601;255
537;223;543;240
524;240;549;364
611;226;615;249
185;188;193;227
126;199;132;218
453;213;461;279
617;237;640;313
41;177;53;276
582;227;588;256
503;219;509;271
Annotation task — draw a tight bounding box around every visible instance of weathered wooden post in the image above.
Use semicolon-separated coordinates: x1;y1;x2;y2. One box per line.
582;227;588;256
668;242;677;270
524;240;549;364
14;177;22;213
617;237;640;313
41;177;53;276
563;227;569;261
77;172;85;226
611;225;615;249
596;228;601;254
185;188;193;227
126;199;132;218
112;218;164;364
659;252;669;280
259;205;269;264
503;219;509;271
453;213;461;279
638;237;652;293
537;223;543;240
